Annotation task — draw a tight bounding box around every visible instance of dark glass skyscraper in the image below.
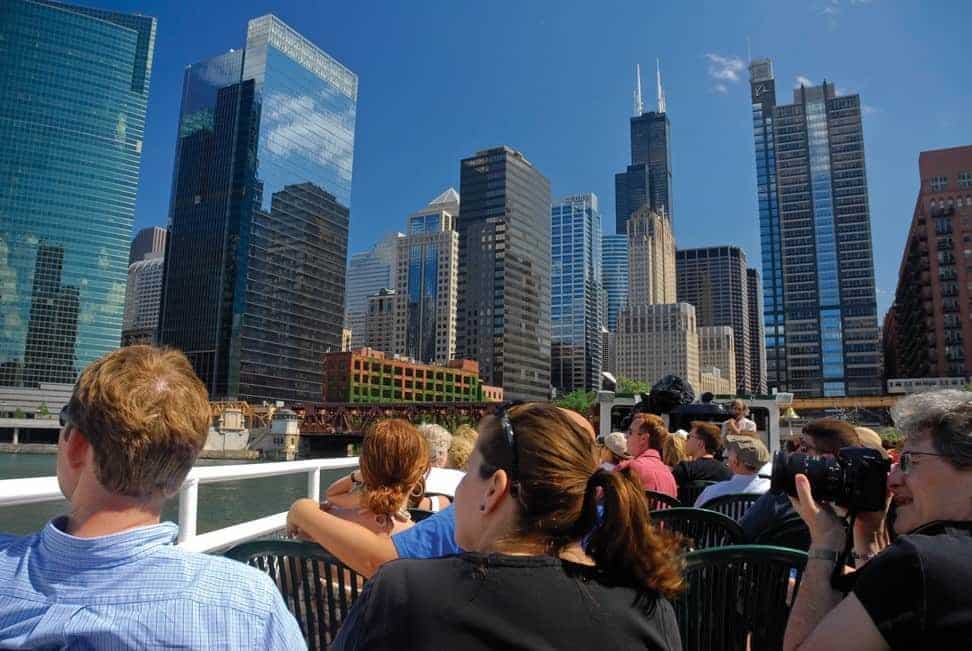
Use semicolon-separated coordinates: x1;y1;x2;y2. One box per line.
457;147;551;400
602;234;628;332
749;58;880;396
0;0;156;388
159;15;356;404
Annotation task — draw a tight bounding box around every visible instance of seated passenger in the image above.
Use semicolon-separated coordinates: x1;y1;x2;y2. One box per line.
672;421;732;486
447;434;475;471
286;408;596;580
322;419;429;534
783;390;972;650
694;436;770;507
618;411;678;497
0;346;304;650
595;431;632;471
661;433;688;467
740;418;860;542
722;398;757;437
331;403;684;650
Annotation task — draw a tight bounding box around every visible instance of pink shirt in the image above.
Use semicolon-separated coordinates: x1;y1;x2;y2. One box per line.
617;449;677;498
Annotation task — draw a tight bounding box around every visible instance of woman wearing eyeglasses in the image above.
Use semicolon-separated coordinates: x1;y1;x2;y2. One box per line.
783;390;972;650
331;402;684;650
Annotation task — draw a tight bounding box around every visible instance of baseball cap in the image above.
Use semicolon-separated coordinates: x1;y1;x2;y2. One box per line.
726;435;770;470
596;431;632;459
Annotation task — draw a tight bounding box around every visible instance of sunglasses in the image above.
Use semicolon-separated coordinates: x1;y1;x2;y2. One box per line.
495;401;527;496
899;450;947;475
59;405;71;428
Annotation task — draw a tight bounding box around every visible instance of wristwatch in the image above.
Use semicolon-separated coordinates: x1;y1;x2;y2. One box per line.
808;548;840;562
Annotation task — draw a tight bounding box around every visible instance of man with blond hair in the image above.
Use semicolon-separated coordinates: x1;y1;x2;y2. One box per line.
0;346;304;649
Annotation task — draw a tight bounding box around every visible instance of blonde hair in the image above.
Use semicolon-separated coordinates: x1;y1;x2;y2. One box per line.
360;419;429;516
447;435;474;471
417;422;452;466
66;345;210;499
453;423;478;444
662;435;687;467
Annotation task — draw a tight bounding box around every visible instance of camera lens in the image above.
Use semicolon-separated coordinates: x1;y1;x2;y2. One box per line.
770;451;844;503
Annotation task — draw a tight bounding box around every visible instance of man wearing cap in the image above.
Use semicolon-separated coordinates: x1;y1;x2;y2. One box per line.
694;436;771;507
596;432;632;471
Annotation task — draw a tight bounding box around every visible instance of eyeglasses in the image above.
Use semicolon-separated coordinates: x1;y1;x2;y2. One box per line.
59;405;70;429
495;401;524;496
899;450;947;475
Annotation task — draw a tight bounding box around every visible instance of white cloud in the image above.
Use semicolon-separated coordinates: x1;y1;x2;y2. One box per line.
795;75;814;88
705;53;745;82
713;83;728;95
861;104;878;115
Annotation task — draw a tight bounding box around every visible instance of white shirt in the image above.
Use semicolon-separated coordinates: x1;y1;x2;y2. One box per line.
694;473;770;508
424;467;464;497
721;417;757;437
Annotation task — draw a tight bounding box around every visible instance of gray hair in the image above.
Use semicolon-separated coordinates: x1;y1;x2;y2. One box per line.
891;390;972;469
417;423;452;463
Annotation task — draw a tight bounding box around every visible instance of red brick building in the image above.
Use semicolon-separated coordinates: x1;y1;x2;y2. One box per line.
885;146;972;380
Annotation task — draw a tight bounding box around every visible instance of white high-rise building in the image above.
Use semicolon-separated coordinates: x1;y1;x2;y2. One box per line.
393;188;460;364
627;208;676;305
345;232;404;348
122;254;165;346
699;325;736;391
617;303;699;388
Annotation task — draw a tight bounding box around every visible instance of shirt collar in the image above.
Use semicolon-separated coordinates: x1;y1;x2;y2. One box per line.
635;449;663;462
39;516;179;570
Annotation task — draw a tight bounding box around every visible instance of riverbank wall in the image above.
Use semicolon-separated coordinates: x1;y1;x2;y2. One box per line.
0;443;261;460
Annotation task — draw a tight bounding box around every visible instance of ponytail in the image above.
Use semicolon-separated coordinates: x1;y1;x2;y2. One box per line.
579;468;684;599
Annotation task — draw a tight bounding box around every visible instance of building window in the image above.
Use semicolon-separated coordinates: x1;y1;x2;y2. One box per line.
930;176;948;192
960;171;972;189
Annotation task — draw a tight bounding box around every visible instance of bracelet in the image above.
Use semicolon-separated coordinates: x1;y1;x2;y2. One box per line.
808;548;841;562
852;550;877;564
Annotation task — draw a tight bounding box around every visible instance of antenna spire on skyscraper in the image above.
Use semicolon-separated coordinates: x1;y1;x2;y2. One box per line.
634;64;644;116
656;58;666;113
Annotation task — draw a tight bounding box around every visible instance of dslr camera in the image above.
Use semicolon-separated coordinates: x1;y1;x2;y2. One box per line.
771;446;891;512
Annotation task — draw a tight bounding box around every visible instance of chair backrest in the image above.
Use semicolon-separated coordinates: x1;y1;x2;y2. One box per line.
646;490;682;511
678;480;717;506
698;493;763;521
650;507;744;550
674;545;808;651
755;516;812;551
225;539;364;649
408;508;435;522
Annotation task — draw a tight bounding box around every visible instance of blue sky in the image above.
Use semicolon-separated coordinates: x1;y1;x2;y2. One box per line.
98;0;970;319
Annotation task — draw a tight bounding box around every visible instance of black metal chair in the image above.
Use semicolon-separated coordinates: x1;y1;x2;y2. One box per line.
698;493;763;521
678;480;717;506
754;516;812;551
646;490;682;511
225;539;365;649
650;507;744;551
674;545;808;651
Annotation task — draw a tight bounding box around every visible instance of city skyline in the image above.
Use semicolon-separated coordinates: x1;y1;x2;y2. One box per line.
98;0;972;327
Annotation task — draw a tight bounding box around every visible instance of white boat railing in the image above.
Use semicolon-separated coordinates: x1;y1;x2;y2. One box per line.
0;457;358;554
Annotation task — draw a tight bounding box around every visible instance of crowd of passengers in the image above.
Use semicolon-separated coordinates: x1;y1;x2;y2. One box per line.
1;345;970;649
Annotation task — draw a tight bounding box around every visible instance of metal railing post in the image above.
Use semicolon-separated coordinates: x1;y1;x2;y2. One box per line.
177;477;199;543
307;467;321;502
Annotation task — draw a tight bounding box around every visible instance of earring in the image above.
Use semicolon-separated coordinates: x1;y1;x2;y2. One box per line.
479;504;485;511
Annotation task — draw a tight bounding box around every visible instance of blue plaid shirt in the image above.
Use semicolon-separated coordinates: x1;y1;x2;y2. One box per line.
0;517;306;650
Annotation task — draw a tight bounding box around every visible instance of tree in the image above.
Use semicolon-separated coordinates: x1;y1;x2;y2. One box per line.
37;402;50;418
554;390;596;416
617;376;652;395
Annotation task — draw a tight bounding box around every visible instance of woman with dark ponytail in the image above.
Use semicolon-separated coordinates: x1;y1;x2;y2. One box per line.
332;403;684;650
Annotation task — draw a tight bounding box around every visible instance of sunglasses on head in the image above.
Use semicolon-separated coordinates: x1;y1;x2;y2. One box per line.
59;405;70;428
494;401;528;496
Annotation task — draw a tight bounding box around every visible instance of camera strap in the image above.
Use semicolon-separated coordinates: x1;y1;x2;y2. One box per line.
829;510;858;594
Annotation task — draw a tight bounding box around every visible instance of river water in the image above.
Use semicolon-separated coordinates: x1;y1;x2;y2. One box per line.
0;453;349;536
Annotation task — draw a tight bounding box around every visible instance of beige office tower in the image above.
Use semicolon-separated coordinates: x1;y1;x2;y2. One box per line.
393;188;460;364
616;303;699;388
698;325;737;391
364;288;398;355
627;207;676;306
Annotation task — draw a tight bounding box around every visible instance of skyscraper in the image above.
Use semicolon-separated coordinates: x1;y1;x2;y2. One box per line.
617;303;699;389
393;189;460;364
884;146;972;380
748;58;881;397
627;208;676;305
122;254;164;346
602;234;628;332
364;288;397;356
457;146;551;401
130;226;168;265
551;194;603;394
614;164;651;235
630;62;673;222
0;0;156;389
675;246;751;394
346;232;403;349
747;267;768;393
158;15;357;404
